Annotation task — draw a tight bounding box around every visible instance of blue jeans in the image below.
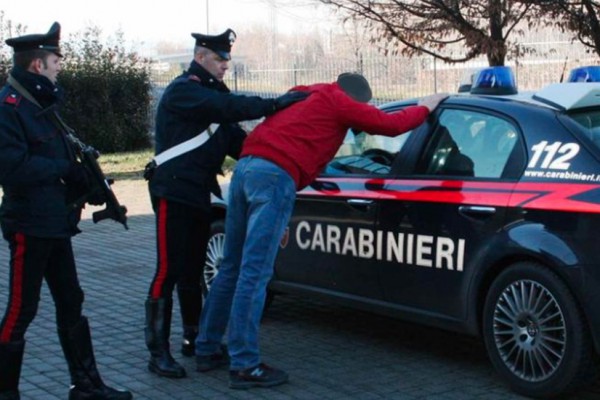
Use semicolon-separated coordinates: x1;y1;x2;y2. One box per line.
195;156;296;370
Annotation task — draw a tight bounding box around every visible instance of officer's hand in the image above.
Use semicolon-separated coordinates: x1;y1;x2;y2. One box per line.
272;91;310;113
63;163;89;188
418;93;449;113
87;190;106;206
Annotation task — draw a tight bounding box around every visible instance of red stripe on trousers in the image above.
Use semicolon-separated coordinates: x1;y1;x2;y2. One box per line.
151;199;169;299
0;233;26;342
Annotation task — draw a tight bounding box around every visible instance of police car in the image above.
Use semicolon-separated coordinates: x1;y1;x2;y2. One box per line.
207;66;600;398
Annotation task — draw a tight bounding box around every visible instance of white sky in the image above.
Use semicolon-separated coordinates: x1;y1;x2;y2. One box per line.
1;0;335;51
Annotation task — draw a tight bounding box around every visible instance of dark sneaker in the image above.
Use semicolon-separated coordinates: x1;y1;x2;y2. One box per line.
196;345;229;372
229;363;289;389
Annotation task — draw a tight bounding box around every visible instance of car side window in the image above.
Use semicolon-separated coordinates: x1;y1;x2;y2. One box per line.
570;110;600;148
324;109;414;176
417;109;520;179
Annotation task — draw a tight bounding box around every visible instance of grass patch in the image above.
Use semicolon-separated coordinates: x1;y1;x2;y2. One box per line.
98;149;153;180
97;149;237;181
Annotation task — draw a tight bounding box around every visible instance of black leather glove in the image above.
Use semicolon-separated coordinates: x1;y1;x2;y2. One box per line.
271;91;310;113
86;189;107;206
63;163;89;188
63;163;107;206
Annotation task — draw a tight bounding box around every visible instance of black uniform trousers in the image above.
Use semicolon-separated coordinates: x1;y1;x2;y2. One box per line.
149;197;210;327
0;232;84;343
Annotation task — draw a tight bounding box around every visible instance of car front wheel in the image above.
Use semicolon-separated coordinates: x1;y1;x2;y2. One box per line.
482;261;597;398
204;219;225;292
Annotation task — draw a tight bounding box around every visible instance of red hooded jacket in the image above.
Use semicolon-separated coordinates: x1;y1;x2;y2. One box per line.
241;82;430;189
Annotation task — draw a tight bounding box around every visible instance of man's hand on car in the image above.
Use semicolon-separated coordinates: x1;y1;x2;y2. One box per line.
418;93;449;112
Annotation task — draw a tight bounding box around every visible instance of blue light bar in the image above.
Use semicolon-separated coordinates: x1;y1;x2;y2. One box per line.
567;66;600;82
457;68;483;93
470;66;517;95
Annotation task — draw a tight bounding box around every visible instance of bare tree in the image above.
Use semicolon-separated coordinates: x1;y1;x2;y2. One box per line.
527;0;600;57
318;0;538;66
0;12;27;84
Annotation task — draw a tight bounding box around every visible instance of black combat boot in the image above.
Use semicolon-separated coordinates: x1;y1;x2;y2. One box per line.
145;298;186;378
181;325;198;357
58;316;132;400
0;340;24;400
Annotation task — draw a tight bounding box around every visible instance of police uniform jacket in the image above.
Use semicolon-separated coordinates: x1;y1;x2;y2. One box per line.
149;60;277;213
0;67;79;238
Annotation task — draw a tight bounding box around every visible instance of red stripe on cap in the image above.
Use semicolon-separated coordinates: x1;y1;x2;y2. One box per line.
0;233;26;342
151;199;169;299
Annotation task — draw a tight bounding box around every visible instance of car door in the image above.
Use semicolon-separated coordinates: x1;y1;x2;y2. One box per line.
375;107;526;320
272;111;416;300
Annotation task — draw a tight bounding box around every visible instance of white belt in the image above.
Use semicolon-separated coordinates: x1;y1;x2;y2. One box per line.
152;123;219;166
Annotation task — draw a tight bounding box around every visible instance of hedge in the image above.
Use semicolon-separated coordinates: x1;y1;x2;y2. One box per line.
0;24;153;153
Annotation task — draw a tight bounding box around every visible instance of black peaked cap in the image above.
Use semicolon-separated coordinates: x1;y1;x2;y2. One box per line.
5;22;62;57
191;28;236;60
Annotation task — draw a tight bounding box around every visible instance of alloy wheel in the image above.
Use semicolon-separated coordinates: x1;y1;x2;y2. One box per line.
204;232;225;290
492;279;567;382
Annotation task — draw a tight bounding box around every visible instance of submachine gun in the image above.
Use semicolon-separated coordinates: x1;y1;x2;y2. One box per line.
55;114;129;230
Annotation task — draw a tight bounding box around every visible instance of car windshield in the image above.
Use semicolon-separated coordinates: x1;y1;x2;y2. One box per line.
568;110;600;148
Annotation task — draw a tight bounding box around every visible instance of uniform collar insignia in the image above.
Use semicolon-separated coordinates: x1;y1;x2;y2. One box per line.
3;93;21;106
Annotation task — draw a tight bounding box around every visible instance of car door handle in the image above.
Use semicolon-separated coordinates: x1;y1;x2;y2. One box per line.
347;199;374;206
458;205;496;218
347;199;374;211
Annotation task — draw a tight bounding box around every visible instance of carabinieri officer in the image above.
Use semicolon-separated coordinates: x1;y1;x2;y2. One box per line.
0;22;132;399
144;27;308;378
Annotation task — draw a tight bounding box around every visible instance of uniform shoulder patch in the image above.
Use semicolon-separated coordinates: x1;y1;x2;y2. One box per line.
3;93;21;106
188;75;202;83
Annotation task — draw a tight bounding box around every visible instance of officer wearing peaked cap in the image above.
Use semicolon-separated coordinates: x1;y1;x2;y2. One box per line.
191;28;237;60
144;27;309;379
0;22;132;400
5;22;63;56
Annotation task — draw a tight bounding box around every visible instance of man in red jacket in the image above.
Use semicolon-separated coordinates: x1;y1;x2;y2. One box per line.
195;73;448;389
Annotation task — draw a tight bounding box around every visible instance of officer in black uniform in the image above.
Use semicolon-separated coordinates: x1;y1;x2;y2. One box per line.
0;23;132;400
145;28;307;379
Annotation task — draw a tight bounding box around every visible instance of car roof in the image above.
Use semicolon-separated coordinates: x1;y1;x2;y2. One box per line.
382;82;600;113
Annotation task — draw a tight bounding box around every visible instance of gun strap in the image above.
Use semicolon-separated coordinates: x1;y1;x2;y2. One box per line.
8;75;79;160
50;110;75;135
8;75;71;133
7;75;43;109
152;123;219;167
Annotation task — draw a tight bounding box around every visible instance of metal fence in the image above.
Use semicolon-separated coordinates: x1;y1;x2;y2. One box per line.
151;40;599;107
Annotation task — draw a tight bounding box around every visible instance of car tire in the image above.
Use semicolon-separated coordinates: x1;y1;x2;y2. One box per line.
204;219;275;310
482;261;597;398
204;219;226;293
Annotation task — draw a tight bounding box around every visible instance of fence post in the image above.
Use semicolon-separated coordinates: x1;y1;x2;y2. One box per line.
294;62;298;86
359;53;364;74
515;43;520;84
234;65;238;92
433;56;437;94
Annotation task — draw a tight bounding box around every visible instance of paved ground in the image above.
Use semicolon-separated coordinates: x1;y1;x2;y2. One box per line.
1;179;600;400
